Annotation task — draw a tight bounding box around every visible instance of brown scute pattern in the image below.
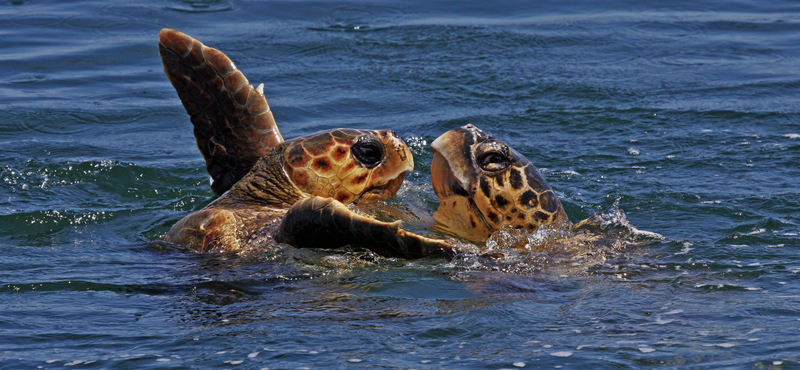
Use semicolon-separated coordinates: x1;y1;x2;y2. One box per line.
524;165;548;193
518;190;538;209
533;211;551;223
282;128;412;205
480;177;492;198
508;168;524;190
493;194;509;210
158;28;283;195
432;124;569;243
470;160;564;235
312;157;332;173
539;190;560;214
303;133;336;156
287;143;311;167
331;145;349;162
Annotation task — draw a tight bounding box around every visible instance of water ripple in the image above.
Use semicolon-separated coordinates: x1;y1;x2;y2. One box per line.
165;0;233;13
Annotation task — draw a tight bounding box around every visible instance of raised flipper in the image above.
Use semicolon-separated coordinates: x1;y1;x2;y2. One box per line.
276;197;455;259
158;28;284;195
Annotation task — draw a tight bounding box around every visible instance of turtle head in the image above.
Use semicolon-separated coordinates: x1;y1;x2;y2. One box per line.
283;129;413;205
430;124;568;243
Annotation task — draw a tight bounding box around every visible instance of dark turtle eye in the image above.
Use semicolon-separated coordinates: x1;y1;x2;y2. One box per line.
352;137;384;168
475;140;511;172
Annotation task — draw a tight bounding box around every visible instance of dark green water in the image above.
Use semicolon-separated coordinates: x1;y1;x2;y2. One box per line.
2;0;799;368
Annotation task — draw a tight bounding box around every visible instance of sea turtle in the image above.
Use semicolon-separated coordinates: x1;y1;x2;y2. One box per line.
158;28;452;257
408;123;639;260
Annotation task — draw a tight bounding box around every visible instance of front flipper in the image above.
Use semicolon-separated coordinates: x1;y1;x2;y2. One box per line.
158;28;284;195
276;197;454;259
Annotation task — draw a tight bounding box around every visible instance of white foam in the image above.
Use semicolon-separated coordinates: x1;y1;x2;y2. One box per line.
513;361;526;367
639;347;656;353
654;317;674;325
784;134;800;139
703;343;736;348
550;351;572;357
674;242;693;255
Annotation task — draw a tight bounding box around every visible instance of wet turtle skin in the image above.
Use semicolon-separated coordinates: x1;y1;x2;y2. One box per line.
276;197;454;259
430;124;570;244
158;28;454;257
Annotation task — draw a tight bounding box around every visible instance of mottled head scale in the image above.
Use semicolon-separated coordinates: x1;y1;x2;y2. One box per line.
283;128;413;204
431;124;569;243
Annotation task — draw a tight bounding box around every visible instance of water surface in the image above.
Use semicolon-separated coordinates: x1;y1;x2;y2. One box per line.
2;0;799;368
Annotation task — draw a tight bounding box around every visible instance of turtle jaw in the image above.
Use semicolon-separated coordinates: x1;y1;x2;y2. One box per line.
355;171;407;205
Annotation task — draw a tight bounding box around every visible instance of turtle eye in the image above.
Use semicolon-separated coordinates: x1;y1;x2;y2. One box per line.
477;152;510;172
352;137;384;168
475;140;511;172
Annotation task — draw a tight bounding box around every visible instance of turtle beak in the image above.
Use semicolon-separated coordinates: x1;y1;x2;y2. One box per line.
430;124;482;196
378;132;413;183
356;132;413;204
430;151;468;199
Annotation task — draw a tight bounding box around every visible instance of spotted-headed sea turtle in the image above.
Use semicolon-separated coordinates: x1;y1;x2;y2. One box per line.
158;29;452;257
430;124;571;244
412;123;639;261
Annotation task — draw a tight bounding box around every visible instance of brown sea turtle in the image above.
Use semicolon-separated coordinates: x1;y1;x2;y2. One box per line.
158;28;453;257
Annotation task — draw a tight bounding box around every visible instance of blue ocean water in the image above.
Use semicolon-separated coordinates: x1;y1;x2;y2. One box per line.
2;0;799;368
